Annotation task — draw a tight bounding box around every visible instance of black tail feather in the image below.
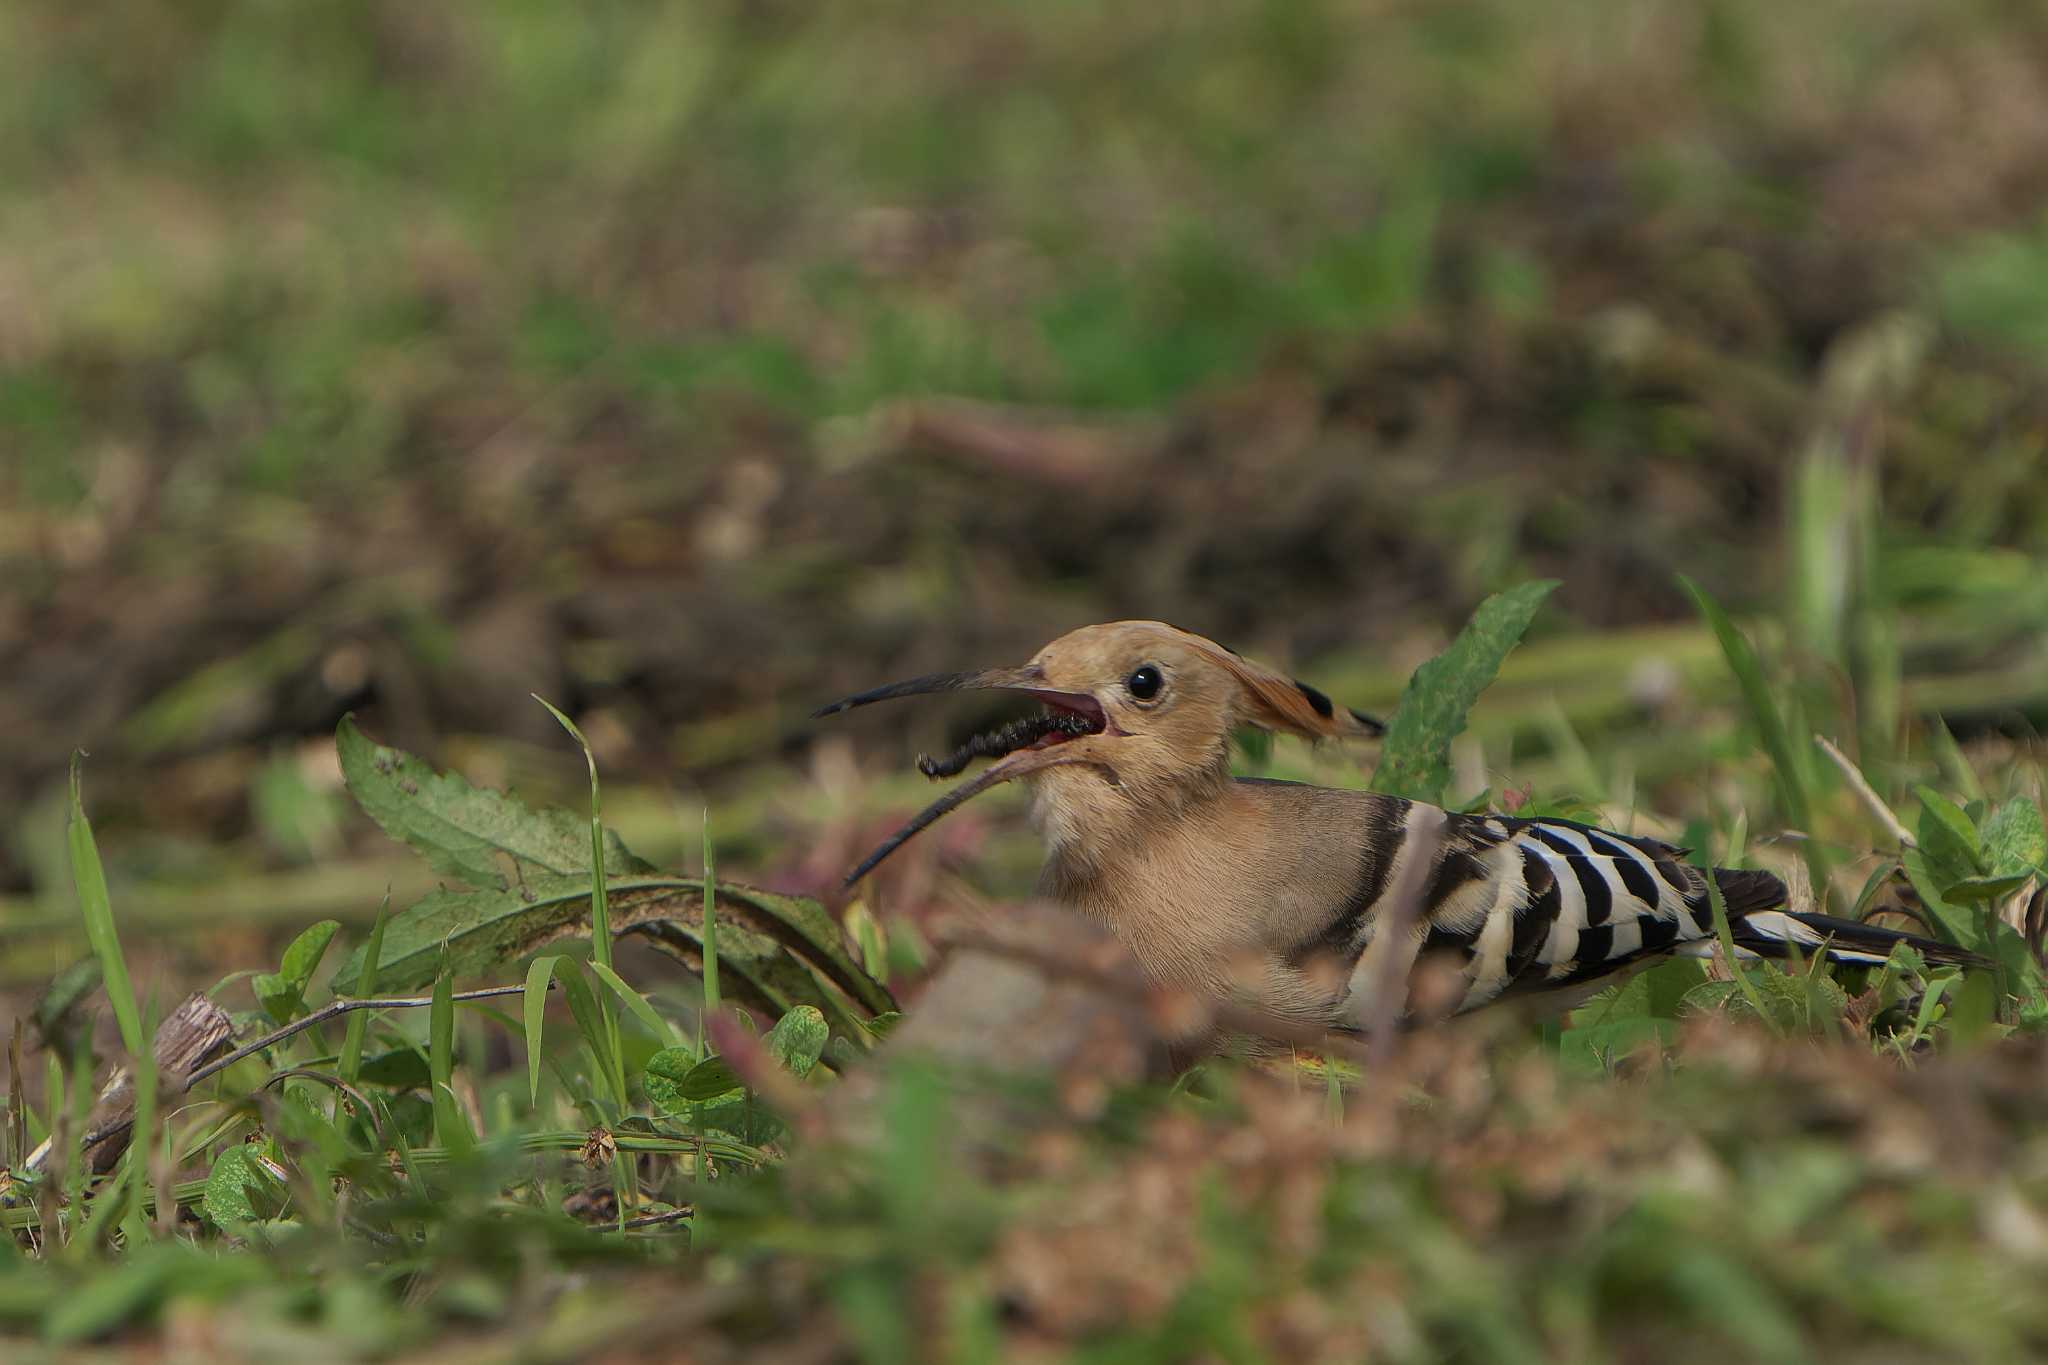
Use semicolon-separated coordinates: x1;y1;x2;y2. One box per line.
1728;906;1990;971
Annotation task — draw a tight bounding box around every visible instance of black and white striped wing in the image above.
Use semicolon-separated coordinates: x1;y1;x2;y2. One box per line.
1336;811;1779;1019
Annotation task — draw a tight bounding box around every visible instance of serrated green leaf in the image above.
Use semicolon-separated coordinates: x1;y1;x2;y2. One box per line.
765;1005;829;1079
1370;580;1558;803
329;726;891;1012
337;715;654;891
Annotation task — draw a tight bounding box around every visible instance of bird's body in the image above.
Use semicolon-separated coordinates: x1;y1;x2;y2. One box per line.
819;621;1975;1033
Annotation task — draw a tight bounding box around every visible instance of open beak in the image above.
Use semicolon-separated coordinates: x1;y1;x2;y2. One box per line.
815;665;1118;886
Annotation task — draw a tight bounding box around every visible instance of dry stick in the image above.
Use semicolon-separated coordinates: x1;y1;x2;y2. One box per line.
1361;804;1447;1065
1816;734;1916;851
23;993;234;1174
61;984;533;1157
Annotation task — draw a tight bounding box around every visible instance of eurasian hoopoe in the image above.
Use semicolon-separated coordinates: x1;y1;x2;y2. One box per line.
817;621;1977;1032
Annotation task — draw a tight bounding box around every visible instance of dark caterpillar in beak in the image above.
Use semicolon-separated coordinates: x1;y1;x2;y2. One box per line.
916;710;1098;780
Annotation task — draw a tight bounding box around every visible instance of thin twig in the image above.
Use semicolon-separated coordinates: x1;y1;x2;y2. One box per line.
260;1068;385;1144
1816;734;1915;850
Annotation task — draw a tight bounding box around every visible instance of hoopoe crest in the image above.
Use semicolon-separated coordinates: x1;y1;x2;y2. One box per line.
818;621;1977;1032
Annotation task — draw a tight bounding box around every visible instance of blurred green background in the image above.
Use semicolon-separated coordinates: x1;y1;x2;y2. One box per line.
6;0;2048;962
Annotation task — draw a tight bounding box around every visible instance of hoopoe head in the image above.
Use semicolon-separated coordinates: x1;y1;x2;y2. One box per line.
816;621;1381;884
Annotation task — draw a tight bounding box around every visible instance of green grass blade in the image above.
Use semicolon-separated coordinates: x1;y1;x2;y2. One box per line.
1370;581;1558;803
702;808;720;1019
338;895;389;1090
524;955;563;1108
1699;851;1772;1026
554;959;624;1111
589;961;680;1048
534;694;628;1106
1679;577;1811;828
122;995;161;1246
68;756;143;1057
428;964;472;1153
1678;576;1831;901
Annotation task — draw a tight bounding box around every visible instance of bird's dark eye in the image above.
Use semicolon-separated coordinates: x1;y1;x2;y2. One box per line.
1126;664;1163;701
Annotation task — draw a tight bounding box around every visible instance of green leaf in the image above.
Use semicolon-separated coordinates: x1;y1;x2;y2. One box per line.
1981;796;2046;880
643;1046;696;1114
279;917;341;989
1914;785;1985;881
1946;874;2033;905
765;1005;829;1079
336;714;653;891
1948;968;1999;1044
678;1055;744;1100
643;1048;744;1114
356;1049;433;1089
202;1145;271;1228
253;919;340;1023
1900;845;1988;951
329;874;886;1039
68;756;143;1058
1369;580;1558;803
44;1255;174;1344
328;732;892;1018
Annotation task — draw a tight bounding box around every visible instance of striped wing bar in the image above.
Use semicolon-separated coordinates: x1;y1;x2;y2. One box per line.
1316;807;1967;1021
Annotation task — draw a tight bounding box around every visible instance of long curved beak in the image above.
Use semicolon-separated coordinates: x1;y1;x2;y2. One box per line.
815;663;1116;886
812;665;1095;718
